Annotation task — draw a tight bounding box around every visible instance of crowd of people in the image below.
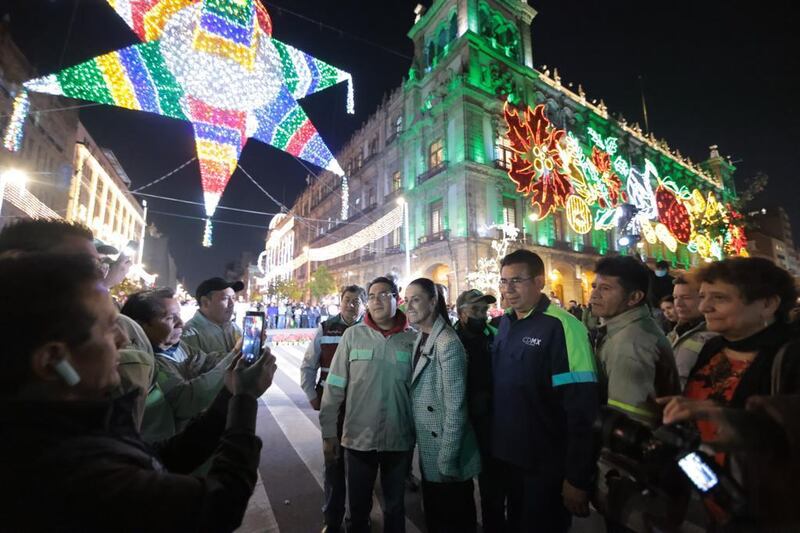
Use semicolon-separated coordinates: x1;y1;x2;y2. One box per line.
260;301;328;329
1;218;799;533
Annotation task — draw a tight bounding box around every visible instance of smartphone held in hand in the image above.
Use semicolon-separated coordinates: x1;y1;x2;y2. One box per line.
242;311;265;364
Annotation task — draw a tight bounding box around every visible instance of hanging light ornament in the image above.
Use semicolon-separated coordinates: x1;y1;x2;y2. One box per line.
13;0;354;245
3;91;29;152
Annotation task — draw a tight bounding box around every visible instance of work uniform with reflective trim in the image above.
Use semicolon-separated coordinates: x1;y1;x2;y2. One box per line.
319;322;417;452
182;310;242;355
300;314;359;403
667;319;717;391
595;305;680;425
492;294;600;492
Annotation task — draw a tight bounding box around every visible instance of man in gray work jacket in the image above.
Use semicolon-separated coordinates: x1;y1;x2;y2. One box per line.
319;277;417;533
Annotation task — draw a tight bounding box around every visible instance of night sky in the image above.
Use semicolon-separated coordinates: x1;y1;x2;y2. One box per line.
3;0;798;290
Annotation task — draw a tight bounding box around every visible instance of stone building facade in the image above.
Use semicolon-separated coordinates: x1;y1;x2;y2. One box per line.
261;0;738;304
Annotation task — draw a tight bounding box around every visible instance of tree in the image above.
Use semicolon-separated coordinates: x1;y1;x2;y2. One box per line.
269;278;303;301
309;265;337;301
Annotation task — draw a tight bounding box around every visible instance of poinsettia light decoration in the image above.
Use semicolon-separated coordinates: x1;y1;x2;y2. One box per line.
503;102;573;219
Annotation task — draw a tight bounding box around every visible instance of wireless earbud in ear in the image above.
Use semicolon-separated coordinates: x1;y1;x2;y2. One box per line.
53;360;81;387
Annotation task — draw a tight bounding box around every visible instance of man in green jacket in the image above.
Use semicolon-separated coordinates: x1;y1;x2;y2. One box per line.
123;288;238;442
182;277;244;354
590;257;680;426
319;277;417;533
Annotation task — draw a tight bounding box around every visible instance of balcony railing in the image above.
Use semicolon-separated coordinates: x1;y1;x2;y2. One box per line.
385;245;403;255
416;161;448;186
418;229;450;246
384;187;405;203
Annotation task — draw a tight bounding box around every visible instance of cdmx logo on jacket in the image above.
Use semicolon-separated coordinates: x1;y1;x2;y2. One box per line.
522;337;543;347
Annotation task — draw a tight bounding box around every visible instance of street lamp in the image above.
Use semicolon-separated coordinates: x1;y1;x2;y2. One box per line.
396;196;411;283
0;168;28;218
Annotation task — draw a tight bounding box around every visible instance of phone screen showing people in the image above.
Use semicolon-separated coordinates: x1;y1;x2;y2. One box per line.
242;312;265;364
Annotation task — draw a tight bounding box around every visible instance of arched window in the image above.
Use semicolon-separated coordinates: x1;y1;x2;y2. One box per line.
449;13;458;42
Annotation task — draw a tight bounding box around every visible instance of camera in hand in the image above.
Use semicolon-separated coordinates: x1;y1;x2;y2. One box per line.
594;406;746;529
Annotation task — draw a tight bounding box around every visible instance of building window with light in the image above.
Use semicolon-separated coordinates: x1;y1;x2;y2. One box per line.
496;134;514;170
429;138;444;169
392;171;402;192
430;199;443;235
502;197;517;228
395;115;403;134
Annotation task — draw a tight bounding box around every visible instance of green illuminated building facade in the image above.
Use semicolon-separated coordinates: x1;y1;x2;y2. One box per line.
266;0;739;304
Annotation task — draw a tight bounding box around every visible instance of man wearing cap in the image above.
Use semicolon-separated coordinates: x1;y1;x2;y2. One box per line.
182;277;244;354
454;288;503;531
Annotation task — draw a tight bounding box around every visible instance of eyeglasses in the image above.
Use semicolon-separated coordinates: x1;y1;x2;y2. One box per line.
367;291;393;302
499;277;533;288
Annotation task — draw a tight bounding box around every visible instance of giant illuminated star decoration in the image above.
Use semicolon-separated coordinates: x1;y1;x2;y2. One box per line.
18;0;353;240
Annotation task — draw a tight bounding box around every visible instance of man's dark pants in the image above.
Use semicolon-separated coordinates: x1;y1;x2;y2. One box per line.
478;455;507;532
345;448;412;533
421;479;476;532
497;459;572;533
323;452;347;532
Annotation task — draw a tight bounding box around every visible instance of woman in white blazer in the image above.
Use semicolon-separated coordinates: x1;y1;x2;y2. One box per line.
405;278;481;533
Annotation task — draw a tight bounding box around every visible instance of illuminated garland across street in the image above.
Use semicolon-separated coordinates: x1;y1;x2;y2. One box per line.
262;204;404;280
502;101;748;259
8;0;354;245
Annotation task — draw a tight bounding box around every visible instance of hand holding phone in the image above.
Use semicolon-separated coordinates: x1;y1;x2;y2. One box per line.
242;311;266;364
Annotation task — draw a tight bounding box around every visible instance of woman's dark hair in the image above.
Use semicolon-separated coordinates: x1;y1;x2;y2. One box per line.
0;253;101;397
660;295;675;305
121;288;176;324
408;278;450;326
695;257;798;322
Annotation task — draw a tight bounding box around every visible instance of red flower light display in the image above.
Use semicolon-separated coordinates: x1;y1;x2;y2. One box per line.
656;185;692;243
503;102;573;218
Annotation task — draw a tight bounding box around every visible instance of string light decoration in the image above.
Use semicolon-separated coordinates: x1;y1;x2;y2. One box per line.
3;91;29;152
1;181;60;220
341;176;349;220
566;195;592;234
14;0;354;244
261;204;404;279
309;204;403;262
655;222;678;252
202;218;213;247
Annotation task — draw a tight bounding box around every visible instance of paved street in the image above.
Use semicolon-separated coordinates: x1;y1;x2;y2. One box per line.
236;340;604;533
